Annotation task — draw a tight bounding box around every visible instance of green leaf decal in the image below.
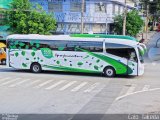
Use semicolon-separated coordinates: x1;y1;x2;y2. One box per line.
56;61;60;64
25;45;29;49
15;52;19;57
30;41;34;46
40;48;53;59
22;63;27;67
13;46;17;49
19;43;25;46
15;41;19;45
26;58;29;60
84;55;89;59
96;59;100;63
21;51;25;56
94;65;99;70
77;62;83;66
36;43;40;48
40;60;43;62
32;47;37;51
31;52;35;57
58;47;65;51
64;59;67;61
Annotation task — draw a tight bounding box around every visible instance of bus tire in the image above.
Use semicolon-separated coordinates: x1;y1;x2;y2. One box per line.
103;66;116;77
1;59;6;65
30;63;42;73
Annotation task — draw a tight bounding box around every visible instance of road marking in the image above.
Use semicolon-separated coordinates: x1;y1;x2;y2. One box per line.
126;84;136;95
84;82;100;93
24;80;40;87
59;81;77;91
45;80;66;90
34;80;53;88
152;62;157;66
8;79;30;87
0;78;21;86
115;87;160;101
142;85;150;91
71;82;88;92
0;77;11;83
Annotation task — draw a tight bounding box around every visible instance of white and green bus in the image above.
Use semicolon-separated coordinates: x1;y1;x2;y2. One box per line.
6;34;145;77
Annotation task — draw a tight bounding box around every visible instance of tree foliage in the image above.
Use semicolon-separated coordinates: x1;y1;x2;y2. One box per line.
114;10;144;36
140;0;160;15
4;0;56;34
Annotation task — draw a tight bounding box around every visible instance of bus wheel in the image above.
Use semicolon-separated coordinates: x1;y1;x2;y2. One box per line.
103;66;116;77
30;63;42;73
1;59;6;65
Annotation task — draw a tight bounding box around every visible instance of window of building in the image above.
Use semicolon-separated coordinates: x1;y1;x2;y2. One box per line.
70;0;86;12
48;0;63;12
95;2;106;13
118;5;121;14
93;24;106;33
70;1;81;12
112;4;115;14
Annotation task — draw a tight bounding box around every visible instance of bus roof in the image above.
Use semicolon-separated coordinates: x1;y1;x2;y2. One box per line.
70;34;138;42
7;34;139;46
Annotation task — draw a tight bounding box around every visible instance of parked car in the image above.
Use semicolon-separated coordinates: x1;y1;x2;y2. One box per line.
0;42;6;65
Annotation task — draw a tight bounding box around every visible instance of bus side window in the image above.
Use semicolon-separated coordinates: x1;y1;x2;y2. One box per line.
106;48;129;59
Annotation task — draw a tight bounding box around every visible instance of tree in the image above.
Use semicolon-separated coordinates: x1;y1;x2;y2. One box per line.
140;0;160;23
114;10;144;36
4;0;56;34
140;0;160;15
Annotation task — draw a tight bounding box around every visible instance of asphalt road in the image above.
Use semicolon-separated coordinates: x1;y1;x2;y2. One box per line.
0;33;160;120
1;60;160;120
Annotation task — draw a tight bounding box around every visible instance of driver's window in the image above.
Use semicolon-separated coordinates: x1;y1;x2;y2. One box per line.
128;49;137;62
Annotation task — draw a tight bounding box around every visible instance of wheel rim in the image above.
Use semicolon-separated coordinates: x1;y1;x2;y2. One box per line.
33;65;40;72
106;69;113;76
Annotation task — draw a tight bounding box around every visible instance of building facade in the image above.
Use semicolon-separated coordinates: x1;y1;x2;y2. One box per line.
0;0;136;36
30;0;136;34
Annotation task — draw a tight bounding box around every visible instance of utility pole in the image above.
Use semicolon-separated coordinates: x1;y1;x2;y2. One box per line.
123;0;127;35
106;3;108;35
81;0;85;34
145;4;149;42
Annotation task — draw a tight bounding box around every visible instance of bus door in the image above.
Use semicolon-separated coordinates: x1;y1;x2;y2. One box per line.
127;48;138;75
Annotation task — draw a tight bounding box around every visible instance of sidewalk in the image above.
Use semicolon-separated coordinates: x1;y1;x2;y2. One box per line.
136;31;157;45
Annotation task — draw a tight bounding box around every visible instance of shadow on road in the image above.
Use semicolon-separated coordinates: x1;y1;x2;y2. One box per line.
0;66;134;79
